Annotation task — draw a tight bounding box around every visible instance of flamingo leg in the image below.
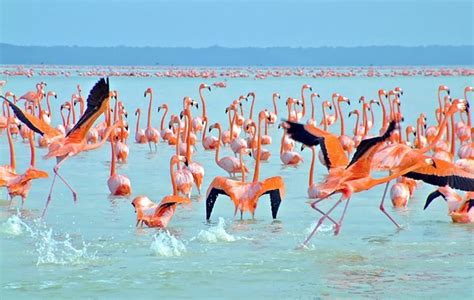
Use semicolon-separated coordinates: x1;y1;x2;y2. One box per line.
42;156;74;218
310;195;339;226
303;197;343;246
334;197;351;236
379;180;402;229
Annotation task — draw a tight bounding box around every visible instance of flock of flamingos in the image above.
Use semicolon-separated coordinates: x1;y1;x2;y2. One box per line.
0;78;473;245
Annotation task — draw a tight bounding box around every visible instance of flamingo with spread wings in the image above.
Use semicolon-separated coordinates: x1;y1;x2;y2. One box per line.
206;110;285;221
2;78;119;217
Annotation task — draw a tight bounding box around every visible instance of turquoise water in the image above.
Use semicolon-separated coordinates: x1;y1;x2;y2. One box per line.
1;70;473;299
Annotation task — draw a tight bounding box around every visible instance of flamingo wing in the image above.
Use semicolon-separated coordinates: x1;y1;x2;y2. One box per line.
424;190;446;210
66;78;110;141
2;97;61;138
285;121;348;169
261;189;283;219
347;121;396;168
206;188;229;221
405;159;474;192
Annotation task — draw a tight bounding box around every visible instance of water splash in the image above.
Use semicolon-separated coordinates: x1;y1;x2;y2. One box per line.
304;221;334;236
0;214;30;236
0;213;97;265
195;217;237;243
150;230;186;257
35;229;97;266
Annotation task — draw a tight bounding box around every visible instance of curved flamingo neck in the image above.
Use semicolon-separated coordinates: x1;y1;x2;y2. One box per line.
353;112;360;135
465;90;472;127
46;94;52;116
362;106;369;136
450;114;456;156
301;87;307;118
160;106;168;131
437;90;443;113
248;95;256;119
337;100;345;136
60;109;66;127
201;118;208;143
229;109;236;139
240;151;246;182
280;129;285;155
332;95;339;122
135;110;141;135
421;110;456;153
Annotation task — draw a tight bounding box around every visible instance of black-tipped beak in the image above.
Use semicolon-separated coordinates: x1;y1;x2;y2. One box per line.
413;132;417;136
248;152;252;157
424;124;427;129
54;95;57;99
195;103;199;109
143;92;146;97
400;91;404;96
184;158;189;167
180;112;184;119
225;107;229;113
208;86;211;92
347;100;351;105
309;87;313;91
300;144;305;151
157;107;161;112
447;90;450;95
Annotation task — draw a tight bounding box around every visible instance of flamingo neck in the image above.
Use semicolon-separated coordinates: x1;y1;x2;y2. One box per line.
199;88;207;119
29;133;35;167
450;114;456;156
214;127;221;164
301;88;307;118
332;95;339;123
160;107;168;131
170;159;178;195
185;112;192;162
253;116;263;183
70;97;76;124
7;117;15;171
421;111;455;153
272;95;278;115
135;110;140;134
110;137;116;177
337;100;345;136
60;109;66;127
321;104;327;131
309;147;316;187
379;93;387;128
353;113;360;135
240;151;246;182
310;95;315;120
147;92;153;128
465;90;472;127
362;107;368;136
249;95;256;119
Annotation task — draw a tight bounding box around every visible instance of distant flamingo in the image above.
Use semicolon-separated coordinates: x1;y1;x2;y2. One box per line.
193;83;211;133
132;155;190;228
134;108;147;144
144;87;160;151
209;122;249;177
157;104;173;141
268;92;280;124
280;126;303;166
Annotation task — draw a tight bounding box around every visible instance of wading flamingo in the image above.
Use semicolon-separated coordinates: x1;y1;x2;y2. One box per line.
134;108;147;144
144;88;160;151
206;110;285;220
132;155;191;228
424;185;474;223
108;136;132;196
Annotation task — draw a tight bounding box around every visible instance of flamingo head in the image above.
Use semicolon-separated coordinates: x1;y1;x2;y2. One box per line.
199;83;211;91
144;87;153;97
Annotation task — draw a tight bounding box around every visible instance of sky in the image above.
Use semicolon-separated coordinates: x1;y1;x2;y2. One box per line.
1;0;473;47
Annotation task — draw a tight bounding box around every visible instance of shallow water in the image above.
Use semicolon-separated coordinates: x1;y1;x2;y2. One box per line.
0;70;473;299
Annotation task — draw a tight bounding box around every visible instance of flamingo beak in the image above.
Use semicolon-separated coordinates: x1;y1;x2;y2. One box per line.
180;111;184;119
157;107;161;112
225;107;229;113
208;86;211;92
300;144;305;151
309;87;313;91
447;89;450;95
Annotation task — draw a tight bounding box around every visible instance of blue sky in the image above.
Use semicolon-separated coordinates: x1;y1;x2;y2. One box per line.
1;0;472;47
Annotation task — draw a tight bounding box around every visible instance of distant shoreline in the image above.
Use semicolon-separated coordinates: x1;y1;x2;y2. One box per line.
1;44;473;66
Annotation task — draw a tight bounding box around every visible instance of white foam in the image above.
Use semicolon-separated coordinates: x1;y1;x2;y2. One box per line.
195;217;237;243
1;213;96;265
0;214;29;236
150;230;186;257
304;220;334;236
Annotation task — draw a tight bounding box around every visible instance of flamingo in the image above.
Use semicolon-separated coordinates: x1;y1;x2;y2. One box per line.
3;78;121;217
181;109;205;194
6;131;48;207
192;83;211;133
335;95;353;155
157;104;173;141
134;108;147;144
209;122;249;177
280;126;303;166
302;145;323;199
132;155;191;228
306;92;320;126
170;115;194;198
297;84;312;121
390;183;410;208
206;110;285;220
247;121;271;161
268;92;280;124
42;91;57;125
424;186;474;223
144;87;160;151
108;136;132;196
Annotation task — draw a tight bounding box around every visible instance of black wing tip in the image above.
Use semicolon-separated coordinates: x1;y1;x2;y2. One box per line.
269;189;282;219
424;190;444;210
